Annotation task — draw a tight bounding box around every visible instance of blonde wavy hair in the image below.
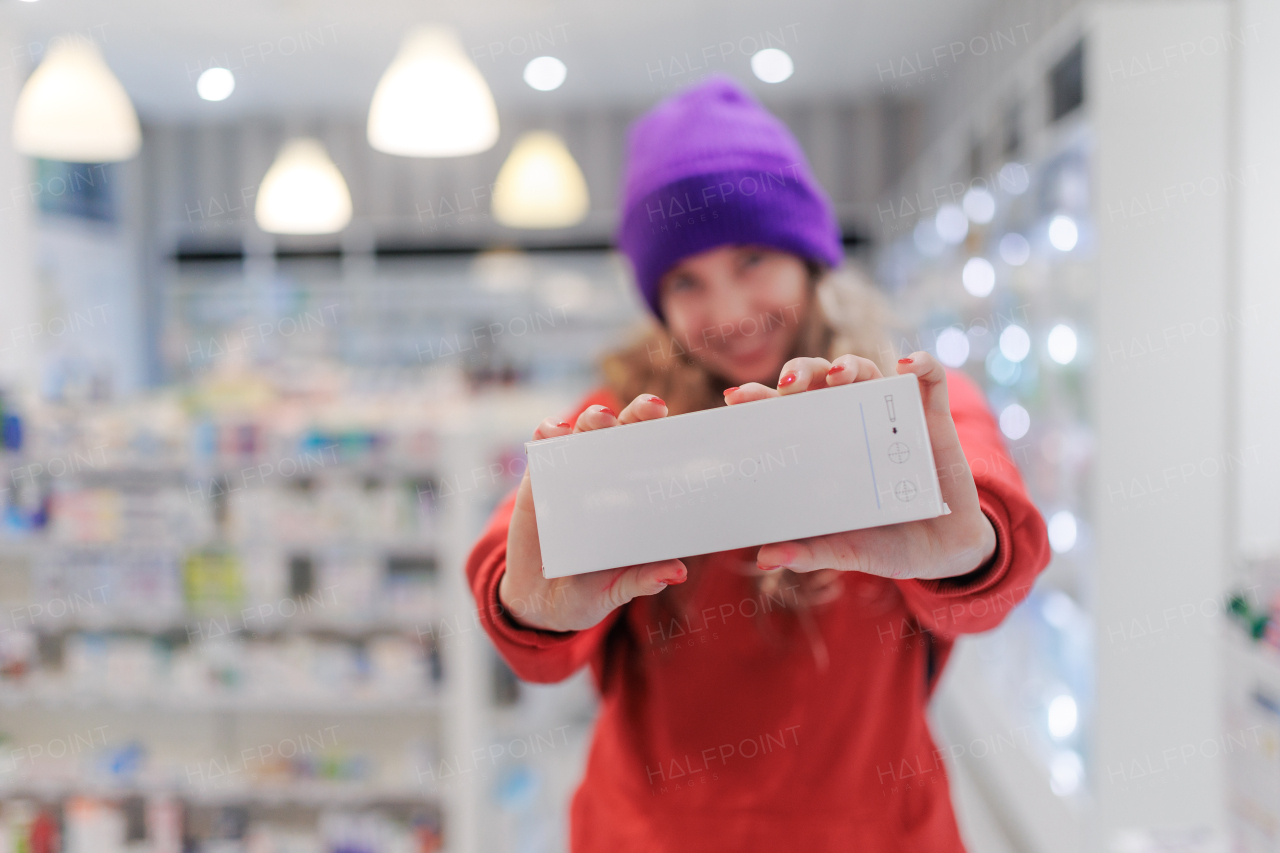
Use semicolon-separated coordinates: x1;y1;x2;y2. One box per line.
598;260;905;669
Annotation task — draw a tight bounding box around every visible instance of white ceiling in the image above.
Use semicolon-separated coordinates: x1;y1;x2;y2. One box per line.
0;0;998;121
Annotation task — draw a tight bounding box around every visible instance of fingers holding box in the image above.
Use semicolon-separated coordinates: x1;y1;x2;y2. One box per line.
776;356;834;394
825;354;883;385
532;417;574;440
571;395;670;433
617;394;669;424
723;382;777;404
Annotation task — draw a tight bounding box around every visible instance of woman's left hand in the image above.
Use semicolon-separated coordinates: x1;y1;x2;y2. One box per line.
726;352;998;582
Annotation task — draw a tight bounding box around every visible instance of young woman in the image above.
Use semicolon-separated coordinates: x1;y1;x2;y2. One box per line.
465;74;1050;851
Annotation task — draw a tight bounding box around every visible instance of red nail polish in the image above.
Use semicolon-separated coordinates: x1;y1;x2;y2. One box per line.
723;386;739;395
556;421;571;428
827;364;845;374
779;373;797;387
648;396;665;405
898;357;914;364
597;406;615;416
759;564;780;571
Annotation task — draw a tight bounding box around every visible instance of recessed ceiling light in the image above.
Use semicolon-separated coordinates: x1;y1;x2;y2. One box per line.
197;67;235;102
523;56;567;91
751;48;793;83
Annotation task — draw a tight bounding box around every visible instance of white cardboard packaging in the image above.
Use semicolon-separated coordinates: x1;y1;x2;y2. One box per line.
525;372;947;578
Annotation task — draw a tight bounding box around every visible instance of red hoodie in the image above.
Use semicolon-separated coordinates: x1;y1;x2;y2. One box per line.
464;367;1050;852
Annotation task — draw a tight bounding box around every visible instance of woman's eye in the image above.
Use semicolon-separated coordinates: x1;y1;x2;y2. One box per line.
740;251;765;268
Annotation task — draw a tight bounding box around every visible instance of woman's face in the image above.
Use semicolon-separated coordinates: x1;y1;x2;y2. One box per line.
658;245;811;387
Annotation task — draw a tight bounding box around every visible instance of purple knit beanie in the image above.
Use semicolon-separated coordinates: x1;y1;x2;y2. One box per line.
615;73;843;322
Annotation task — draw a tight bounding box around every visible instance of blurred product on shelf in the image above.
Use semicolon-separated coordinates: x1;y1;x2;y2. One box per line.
1224;562;1280;848
0;358;567;852
0;629;438;704
0;797;444;853
1227;584;1280;650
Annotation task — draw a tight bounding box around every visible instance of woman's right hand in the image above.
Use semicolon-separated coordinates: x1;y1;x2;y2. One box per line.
499;394;689;632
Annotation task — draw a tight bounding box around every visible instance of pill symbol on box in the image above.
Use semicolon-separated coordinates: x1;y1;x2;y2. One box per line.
888;442;910;463
885;395;896;423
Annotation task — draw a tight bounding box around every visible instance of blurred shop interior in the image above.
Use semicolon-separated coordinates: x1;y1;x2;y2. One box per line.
0;0;1277;852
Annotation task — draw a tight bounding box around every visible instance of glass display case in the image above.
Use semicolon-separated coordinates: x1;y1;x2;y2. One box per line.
874;110;1097;805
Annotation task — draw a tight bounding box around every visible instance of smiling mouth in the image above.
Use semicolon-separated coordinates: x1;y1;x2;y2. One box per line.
724;335;772;361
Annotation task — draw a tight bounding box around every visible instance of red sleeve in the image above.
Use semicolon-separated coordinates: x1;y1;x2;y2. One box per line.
893;368;1051;640
462;386;627;684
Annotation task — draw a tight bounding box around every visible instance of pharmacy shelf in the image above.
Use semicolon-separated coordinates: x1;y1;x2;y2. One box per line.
0;690;442;715
0;779;441;807
0;612;445;637
1225;623;1280;697
0;384;567;853
0;460;443;479
0;463;187;479
220;537;440;551
0;537;440;553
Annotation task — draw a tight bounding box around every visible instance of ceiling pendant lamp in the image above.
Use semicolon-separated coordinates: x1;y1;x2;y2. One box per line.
367;26;499;157
12;38;141;162
254;138;352;235
491;131;589;229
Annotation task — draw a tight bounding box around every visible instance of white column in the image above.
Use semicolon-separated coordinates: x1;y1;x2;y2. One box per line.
1089;2;1230;846
436;422;488;853
1234;0;1280;562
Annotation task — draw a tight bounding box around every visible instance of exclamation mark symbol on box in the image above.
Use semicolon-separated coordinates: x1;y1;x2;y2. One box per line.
885;395;896;423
